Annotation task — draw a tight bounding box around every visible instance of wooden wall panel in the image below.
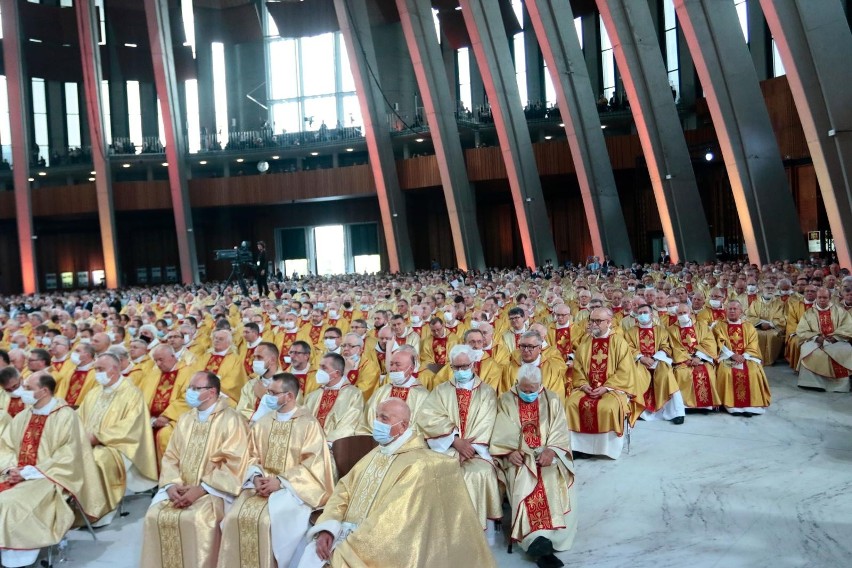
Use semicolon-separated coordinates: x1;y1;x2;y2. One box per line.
114;181;173;211
396;156;443;189
405;188;457;269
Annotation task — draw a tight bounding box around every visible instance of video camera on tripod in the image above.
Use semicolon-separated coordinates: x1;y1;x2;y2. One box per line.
214;241;255;295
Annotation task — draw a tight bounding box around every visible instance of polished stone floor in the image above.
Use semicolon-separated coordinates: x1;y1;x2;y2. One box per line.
53;365;852;568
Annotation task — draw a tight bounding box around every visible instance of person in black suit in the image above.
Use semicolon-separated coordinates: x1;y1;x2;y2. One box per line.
255;241;269;297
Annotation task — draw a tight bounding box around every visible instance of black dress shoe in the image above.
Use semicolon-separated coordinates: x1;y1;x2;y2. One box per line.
671;416;685;425
527;536;555;558
572;451;593;459
536;553;565;568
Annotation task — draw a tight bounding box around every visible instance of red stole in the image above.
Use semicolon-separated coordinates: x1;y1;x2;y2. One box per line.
432;336;449;366
279;333;297;366
376;351;387;373
293;371;308;393
816;309;849;377
309;325;324;347
513;332;523;349
316;388;342;427
579;337;610;434
17;414;48;467
612;306;623;315
456;388;472;437
6;397;25;418
347;369;359;385
711;308;726;321
394;335;407;347
638;328;657;410
52;360;67;372
555;327;572;359
726;323;751;407
66;370;89;406
446;324;459;336
517;397;553;532
151;370;178;417
243;345;258;375
678;326;713;407
747;294;756;306
205;354;225;374
389;386;410;401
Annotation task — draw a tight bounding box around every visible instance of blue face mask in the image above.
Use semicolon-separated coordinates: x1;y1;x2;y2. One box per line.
519;390;539;403
454;369;474;383
185;389;202;408
261;393;281;410
372;419;401;445
164;318;173;327
637;313;652;325
156;330;166;339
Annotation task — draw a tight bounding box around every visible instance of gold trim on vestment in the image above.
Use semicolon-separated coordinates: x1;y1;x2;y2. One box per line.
344;452;396;525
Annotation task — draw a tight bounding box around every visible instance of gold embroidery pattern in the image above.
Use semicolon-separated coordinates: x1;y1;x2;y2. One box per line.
157;504;184;568
264;419;293;476
344;452;396;526
86;389;115;434
179;419;213;486
237;495;268;568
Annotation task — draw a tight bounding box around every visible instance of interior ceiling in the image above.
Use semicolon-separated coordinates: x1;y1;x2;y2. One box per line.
0;0;599;82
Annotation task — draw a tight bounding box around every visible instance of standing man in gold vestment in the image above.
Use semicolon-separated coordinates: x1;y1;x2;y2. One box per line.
78;353;158;526
419;345;502;539
141;371;248;568
566;308;644;459
0;371;106;568
299;398;495;568
218;373;334;568
491;365;576;568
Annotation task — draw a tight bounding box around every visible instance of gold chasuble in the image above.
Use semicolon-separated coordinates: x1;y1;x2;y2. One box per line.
505;356;569;401
358;382;430;434
624;325;679;413
0;400;107;550
308;432;496;567
218;408;334;568
200;349;246;403
141;399;249;568
418;379;502;528
713;321;772;410
490;388;576;550
567;334;644;435
797;306;852;378
430;353;506;393
667;322;721;408
345;358;381;401
303;383;364;442
77;378;159;518
745;298;787;364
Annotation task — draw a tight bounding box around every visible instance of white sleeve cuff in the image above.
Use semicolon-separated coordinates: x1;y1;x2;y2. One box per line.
20;466;45;480
696;351;714;364
426;428;458;454
719;345;734;360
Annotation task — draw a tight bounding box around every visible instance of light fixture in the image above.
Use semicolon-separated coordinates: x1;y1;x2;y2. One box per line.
310;152;319;156
161;162;169;167
124;43;137;48
704;150;714;162
601;125;608;129
236;158;244;163
544;135;553;140
271;155;280;160
559;123;565;127
88;177;96;182
415;138;424;143
346;148;354;152
199;160;207;165
122;163;131;168
38;172;46;176
90;171;96;175
27;177;34;182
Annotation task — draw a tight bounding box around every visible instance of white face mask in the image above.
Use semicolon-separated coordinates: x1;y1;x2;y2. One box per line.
677;314;692;326
411;315;422;325
9;385;25;399
328;310;338;319
300;309;309;317
388;370;408;386
284;321;296;331
19;389;38;406
252;360;267;375
41;336;52;346
746;285;758;293
95;371;111;386
315;369;331;385
324;338;338;351
283;356;292;364
71;352;82;366
107;332;116;342
709;299;722;309
443;312;454;323
470;349;484;362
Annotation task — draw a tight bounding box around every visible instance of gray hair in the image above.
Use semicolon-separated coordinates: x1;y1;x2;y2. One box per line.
517;363;542;386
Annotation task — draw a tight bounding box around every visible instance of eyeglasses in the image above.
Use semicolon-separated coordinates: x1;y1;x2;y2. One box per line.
266;389;285;397
589;319;610;324
450;363;473;371
341;343;359;349
188;385;214;392
288;351;308;356
518;344;540;350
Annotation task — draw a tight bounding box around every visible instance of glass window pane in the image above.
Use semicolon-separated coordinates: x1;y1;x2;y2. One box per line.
32;78;49;166
458;48;472;113
666;28;678;72
301;33;336;96
65;83;78;114
32;79;46;113
432;8;441;43
574;17;583;51
544;66;556;107
735;0;749;43
303;96;337;130
272;101;301;134
184;79;201;153
269;39;299;100
600;16;612;51
339;37;356;93
212;42;229;141
772;38;785;77
664;0;676;29
514;33;527;106
0;76;12;164
66;115;81;148
101;80;112;144
342;94;362;129
126;80;143;154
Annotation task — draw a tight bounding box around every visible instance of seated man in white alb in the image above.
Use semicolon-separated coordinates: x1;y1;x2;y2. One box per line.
796;288;852;392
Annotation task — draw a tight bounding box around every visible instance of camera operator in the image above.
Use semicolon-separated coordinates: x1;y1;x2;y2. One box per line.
255;241;269;296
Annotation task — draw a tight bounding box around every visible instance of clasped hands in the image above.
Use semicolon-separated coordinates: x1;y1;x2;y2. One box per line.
252;474;283;497
166;484;207;508
579;384;607;398
507;448;556;468
4;467;24;485
451;436;477;463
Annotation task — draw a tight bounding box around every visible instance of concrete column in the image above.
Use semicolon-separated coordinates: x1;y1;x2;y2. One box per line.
334;0;414;273
144;0;199;283
761;0;852;268
598;0;714;263
583;15;601;98
675;0;805;263
459;0;557;267
1;0;37;293
396;0;486;271
527;0;634;266
747;0;770;80
76;0;120;288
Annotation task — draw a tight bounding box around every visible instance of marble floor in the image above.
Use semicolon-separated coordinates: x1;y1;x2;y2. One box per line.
53;365;852;568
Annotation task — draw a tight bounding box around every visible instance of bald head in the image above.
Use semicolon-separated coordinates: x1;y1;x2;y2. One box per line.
377;397;411;425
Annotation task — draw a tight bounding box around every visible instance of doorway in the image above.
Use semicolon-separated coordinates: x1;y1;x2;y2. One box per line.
314;225;346;275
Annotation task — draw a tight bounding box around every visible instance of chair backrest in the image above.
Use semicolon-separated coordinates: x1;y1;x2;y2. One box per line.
331;435;378;478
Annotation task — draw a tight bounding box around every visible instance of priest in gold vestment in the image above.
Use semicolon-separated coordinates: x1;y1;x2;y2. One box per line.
78;353;158;526
303;353;364;443
141;371;249;568
0;371;106;568
299;398;495;568
713;301;772;415
490;365;576;568
796;288;852;392
358;349;429;435
419;345;502;536
667;304;721;409
430;328;506;393
566;308;645;459
218;373;334;568
744;283;786;365
505;331;568;401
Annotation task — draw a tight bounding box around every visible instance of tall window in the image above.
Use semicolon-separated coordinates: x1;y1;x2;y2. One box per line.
184;79;201;153
265;9;361;136
544;17;582;108
65;83;81;148
771;38;786;77
101;80;112;144
511;0;527;106
95;0;106;45
457;48;472;113
31;78;49;166
600;16;615;101
0;76;12;164
212;42;229;143
432;8;441;43
664;0;680;102
735;0;749;44
126;80;143;153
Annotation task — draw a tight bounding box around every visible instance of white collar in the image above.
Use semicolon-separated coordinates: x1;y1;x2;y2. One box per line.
33;397;59;416
816;304;831;312
214;349;230;356
132;355;147;364
248;338;262;348
556;322;571;329
122;364;134;376
638;322;655;329
483;343;493;351
52;355;68;363
291;364;309;374
393;376;418;388
324;379;346;391
727;319;743;325
527;354;542;367
103;376;124;394
197;403;216;423
453;379;476;391
77;362;94;371
276;407;297;422
380;427;414;455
